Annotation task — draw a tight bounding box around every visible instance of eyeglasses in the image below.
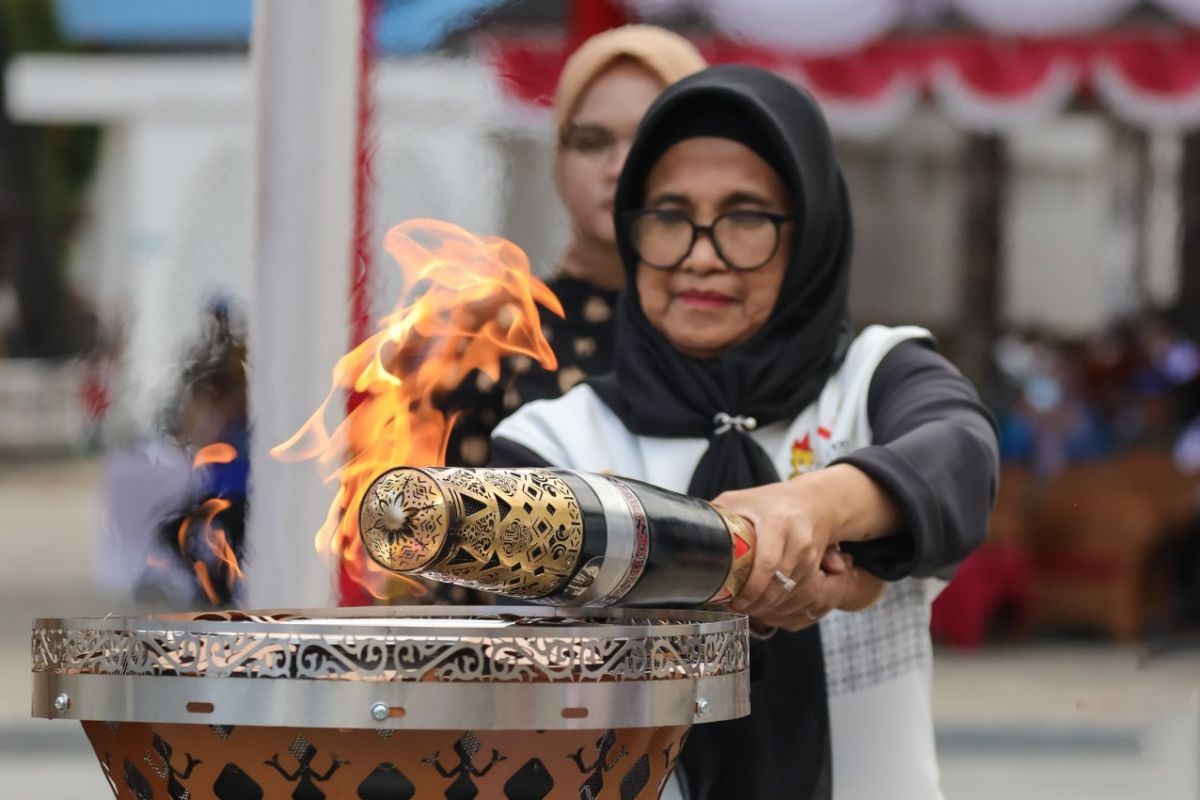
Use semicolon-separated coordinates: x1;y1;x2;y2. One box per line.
623;208;795;271
560;124;630;160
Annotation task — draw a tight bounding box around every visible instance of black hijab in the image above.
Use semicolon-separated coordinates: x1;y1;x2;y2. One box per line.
588;64;851;800
588;64;853;501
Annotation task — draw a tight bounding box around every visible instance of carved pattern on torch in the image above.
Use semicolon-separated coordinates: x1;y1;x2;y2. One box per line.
360;467;586;598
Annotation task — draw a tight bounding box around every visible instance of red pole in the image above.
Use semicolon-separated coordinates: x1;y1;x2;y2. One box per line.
339;0;380;608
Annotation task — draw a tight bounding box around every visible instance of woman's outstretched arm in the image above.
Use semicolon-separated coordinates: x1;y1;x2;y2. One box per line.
715;340;998;629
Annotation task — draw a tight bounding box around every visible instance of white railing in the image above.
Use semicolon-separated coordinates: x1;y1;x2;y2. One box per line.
0;360;89;452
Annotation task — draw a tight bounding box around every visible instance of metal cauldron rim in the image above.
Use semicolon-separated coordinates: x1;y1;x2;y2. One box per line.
32;606;750;730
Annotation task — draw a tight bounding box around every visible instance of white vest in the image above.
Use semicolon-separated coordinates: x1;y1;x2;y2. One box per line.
495;325;945;800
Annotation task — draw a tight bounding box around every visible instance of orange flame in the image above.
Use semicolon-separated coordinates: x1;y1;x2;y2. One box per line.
194;442;237;468
272;219;562;599
169;442;246;606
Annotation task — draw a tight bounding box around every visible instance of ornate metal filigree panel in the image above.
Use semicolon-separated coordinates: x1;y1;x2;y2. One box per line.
32;610;747;685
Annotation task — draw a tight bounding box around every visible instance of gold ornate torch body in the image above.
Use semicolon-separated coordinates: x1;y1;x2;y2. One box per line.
360;467;756;607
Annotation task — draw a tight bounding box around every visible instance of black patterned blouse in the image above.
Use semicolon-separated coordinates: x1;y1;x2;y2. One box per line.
445;275;619;468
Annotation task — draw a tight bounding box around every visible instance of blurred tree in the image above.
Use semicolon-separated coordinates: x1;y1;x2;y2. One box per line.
1179;131;1200;340
0;0;100;358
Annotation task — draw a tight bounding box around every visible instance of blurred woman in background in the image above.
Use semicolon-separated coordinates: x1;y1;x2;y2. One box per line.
446;24;706;467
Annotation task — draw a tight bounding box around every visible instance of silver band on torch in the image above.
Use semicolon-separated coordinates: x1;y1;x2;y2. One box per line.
569;473;649;606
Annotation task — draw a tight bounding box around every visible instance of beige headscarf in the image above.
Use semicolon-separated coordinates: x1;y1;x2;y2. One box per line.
554;25;706;142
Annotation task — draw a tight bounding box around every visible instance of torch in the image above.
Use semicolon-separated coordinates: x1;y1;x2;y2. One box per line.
359;466;756;607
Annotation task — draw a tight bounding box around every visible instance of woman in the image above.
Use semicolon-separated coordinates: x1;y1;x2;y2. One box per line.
491;66;998;799
447;25;706;467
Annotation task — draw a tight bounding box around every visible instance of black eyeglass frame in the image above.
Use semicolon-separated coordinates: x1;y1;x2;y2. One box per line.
622;208;797;272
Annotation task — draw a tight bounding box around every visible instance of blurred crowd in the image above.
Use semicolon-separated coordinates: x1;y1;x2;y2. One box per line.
993;314;1200;478
928;314;1200;647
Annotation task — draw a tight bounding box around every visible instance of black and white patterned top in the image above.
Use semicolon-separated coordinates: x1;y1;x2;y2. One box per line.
445;274;620;468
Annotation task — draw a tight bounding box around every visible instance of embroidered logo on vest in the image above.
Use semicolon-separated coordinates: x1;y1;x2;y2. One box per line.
789;427;846;478
789;434;815;478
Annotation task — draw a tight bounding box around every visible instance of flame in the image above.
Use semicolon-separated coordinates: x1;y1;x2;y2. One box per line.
169;443;246;606
272;219;562;599
194;442;237;468
177;497;243;606
193;562;219;607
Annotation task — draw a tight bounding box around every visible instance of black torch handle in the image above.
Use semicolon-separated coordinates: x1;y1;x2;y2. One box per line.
536;471;732;608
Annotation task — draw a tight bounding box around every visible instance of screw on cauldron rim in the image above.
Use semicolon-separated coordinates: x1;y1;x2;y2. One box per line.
695;698;710;717
53;693;70;713
370;702;389;722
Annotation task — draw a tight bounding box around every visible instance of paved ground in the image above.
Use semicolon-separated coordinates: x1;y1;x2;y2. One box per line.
935;645;1199;798
2;457;1197;798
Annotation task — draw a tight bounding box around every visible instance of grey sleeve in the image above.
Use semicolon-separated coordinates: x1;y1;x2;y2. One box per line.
834;340;999;581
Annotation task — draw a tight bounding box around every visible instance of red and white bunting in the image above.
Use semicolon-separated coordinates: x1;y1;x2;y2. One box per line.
488;33;1200;135
696;0;908;54
622;0;1200;45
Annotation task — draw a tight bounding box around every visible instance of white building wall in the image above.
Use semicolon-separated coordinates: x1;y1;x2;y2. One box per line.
7;54;523;440
1005;115;1113;335
1145;133;1184;309
841;110;965;330
841;110;1180;337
